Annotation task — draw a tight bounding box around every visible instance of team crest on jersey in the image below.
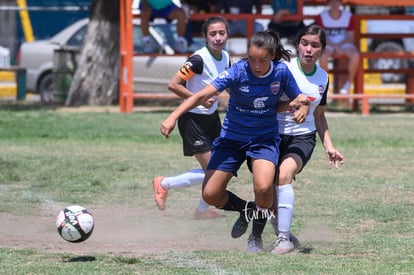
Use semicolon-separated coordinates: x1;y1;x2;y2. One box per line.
219;71;229;79
239;86;249;93
319;85;324;95
253;97;268;109
270;81;281;95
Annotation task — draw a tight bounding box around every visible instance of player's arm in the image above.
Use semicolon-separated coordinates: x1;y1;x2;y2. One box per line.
168;57;200;99
314;106;344;169
289;94;310;123
168;73;193;99
167;55;216;108
283;67;310;121
276;100;291;112
160;84;220;138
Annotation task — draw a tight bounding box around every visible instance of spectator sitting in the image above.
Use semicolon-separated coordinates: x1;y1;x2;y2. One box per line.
315;0;360;94
406;6;414;15
218;0;264;37
267;0;305;42
182;0;219;52
140;0;188;54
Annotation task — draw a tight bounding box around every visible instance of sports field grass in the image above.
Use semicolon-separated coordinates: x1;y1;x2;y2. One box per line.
0;104;413;274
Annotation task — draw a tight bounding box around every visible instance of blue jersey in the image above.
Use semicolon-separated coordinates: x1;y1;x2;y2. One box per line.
211;59;302;142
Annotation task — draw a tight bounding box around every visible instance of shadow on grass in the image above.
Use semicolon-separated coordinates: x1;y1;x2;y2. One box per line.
0;101;59;111
298;247;313;254
64;255;97;262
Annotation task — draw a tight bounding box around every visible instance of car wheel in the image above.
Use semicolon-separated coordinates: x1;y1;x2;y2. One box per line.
369;41;408;83
38;73;55;103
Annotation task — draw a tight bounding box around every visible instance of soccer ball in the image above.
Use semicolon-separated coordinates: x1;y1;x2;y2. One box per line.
56;205;94;243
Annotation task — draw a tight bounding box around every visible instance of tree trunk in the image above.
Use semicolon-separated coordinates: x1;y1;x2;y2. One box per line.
65;0;120;106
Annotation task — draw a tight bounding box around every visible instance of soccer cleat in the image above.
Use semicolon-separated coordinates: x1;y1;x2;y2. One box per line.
247;233;263;253
153;176;168;210
174;39;188;54
231;201;255;238
271;236;295;254
194;208;225;220
143;40;155;54
339;81;351;94
269;218;300;249
231;213;249;238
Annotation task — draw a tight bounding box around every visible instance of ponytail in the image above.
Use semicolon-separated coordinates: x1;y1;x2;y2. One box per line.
247;30;292;62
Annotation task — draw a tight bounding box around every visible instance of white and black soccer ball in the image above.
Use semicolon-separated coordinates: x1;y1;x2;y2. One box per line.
56;205;94;243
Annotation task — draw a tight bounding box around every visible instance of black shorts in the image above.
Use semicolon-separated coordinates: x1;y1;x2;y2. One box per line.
246;132;316;174
279;131;317;173
177;111;221;156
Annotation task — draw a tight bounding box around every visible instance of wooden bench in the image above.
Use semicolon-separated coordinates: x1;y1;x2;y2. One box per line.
127;11;414;115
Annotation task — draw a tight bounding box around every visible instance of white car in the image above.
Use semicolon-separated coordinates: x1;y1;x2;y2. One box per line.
18;18;201;102
302;5;414;84
366;19;414;83
354;6;414;83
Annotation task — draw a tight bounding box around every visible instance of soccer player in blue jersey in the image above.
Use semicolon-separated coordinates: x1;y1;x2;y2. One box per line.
160;30;310;245
233;25;345;253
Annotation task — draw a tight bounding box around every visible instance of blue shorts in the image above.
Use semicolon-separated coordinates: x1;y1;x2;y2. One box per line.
246;132;316;173
207;137;280;177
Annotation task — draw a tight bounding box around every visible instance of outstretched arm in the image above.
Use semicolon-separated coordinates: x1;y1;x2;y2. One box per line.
314;106;344;169
160;84;219;138
168;73;217;109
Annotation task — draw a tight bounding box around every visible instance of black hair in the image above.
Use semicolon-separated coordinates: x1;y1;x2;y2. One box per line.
247;30;291;62
294;24;327;50
201;16;230;37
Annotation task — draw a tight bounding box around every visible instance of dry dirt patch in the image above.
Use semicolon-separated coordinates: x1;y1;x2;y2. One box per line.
0;205;245;256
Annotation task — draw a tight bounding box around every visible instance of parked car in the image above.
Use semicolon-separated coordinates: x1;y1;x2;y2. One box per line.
366;20;414;83
354;6;414;83
18;18;203;102
302;5;414;84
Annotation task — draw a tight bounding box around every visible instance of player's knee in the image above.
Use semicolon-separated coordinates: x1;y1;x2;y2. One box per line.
254;184;272;199
202;190;216;206
278;174;293;185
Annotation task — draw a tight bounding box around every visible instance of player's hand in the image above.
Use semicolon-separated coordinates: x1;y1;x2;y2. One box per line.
326;148;344;169
292;107;308;123
201;97;217;109
160;116;177;138
290;94;310;109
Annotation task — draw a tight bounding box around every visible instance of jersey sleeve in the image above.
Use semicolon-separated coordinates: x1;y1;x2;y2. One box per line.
176;54;204;81
319;78;329;106
283;68;302;99
211;66;235;92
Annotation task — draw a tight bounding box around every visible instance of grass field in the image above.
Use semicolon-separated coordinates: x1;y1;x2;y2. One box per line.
0;103;413;274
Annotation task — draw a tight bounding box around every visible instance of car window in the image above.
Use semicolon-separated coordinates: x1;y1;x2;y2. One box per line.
67;25;88;47
66;21;183;54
